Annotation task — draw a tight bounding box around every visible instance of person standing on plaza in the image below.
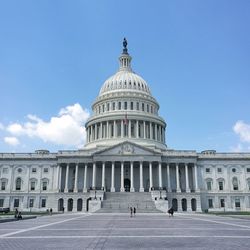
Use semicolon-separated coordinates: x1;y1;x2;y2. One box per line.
133;207;136;217
130;207;133;217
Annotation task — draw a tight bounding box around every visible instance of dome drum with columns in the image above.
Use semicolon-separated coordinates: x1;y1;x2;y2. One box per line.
85;39;167;150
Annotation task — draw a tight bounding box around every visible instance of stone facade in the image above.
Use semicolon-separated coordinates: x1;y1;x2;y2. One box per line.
0;40;250;213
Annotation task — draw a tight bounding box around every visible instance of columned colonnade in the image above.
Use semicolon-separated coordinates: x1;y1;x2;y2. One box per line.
57;161;200;193
86;119;166;144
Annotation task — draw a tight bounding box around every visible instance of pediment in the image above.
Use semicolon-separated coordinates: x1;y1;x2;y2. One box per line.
94;141;161;156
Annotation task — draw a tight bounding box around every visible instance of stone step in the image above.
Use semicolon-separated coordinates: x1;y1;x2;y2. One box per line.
98;192;162;213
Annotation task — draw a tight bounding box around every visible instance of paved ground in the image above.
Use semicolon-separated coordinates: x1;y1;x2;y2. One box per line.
1;213;250;249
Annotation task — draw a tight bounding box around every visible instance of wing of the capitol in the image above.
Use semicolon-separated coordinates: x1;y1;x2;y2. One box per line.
1;39;250;213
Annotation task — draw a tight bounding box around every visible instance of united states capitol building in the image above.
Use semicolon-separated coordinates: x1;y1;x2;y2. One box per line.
1;39;250;213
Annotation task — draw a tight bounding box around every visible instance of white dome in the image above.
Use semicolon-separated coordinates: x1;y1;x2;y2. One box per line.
99;70;151;96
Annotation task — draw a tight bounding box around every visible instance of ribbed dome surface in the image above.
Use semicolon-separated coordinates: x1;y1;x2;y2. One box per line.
99;70;151;96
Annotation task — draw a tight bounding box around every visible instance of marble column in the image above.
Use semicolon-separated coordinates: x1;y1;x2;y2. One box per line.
158;162;162;189
100;122;103;139
111;162;115;192
102;162;105;191
120;162;124;192
167;163;171;192
95;124;97;140
114;120;117;137
194;164;199;192
128;120;131;138
149;162;153;191
176;163;181;193
150;122;153;140
92;162;96;189
155;124;157;140
139;161;144;192
64;164;69;193
74;163;79;193
121;120;124;138
83;163;87;192
57;164;61;192
185;163;190;193
143;121;146;139
136;120;139;138
130;162;135;192
106;121;109;138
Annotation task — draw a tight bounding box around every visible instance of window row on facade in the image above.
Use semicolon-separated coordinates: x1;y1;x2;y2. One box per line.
205;166;250;174
0;166;50;175
94;100;158;115
205;177;250;191
0;177;50;192
0;197;47;209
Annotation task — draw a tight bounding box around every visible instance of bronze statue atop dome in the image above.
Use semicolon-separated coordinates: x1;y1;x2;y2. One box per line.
123;38;128;54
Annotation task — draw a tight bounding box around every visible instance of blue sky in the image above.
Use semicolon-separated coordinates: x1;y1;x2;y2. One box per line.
0;0;250;152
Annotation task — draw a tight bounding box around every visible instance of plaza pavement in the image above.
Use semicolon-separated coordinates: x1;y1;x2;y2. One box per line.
0;212;250;249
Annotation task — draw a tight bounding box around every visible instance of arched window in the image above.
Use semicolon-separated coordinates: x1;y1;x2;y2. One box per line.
232;177;239;190
16;178;22;191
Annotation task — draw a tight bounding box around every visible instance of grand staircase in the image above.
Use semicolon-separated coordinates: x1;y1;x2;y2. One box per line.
96;192;162;213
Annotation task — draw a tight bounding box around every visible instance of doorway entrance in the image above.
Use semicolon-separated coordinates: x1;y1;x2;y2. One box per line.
124;178;131;192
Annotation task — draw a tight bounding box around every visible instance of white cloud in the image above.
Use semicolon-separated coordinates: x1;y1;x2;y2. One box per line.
230;143;243;153
233;120;250;143
4;137;20;146
0;123;4;130
6;103;90;147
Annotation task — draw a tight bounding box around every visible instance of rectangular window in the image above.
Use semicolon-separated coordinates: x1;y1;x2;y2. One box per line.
124;102;127;110
42;182;47;191
208;199;213;208
131;102;133;110
136;102;139;110
31;181;35;191
235;199;241;208
32;168;36;173
3;168;8;174
0;199;4;207
41;199;46;208
14;199;19;208
102;105;104;112
205;168;210;173
147;104;149;112
220;199;225;208
142;103;144;111
247;168;250;173
207;181;212;191
43;168;48;173
1;181;6;190
107;103;110;111
29;198;34;208
217;168;222;173
112;102;115;110
118;102;121;110
219;181;224;191
151;106;153;113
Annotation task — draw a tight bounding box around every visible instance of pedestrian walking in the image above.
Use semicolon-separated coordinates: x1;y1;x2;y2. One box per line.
130;207;133;217
14;208;18;218
50;208;53;215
